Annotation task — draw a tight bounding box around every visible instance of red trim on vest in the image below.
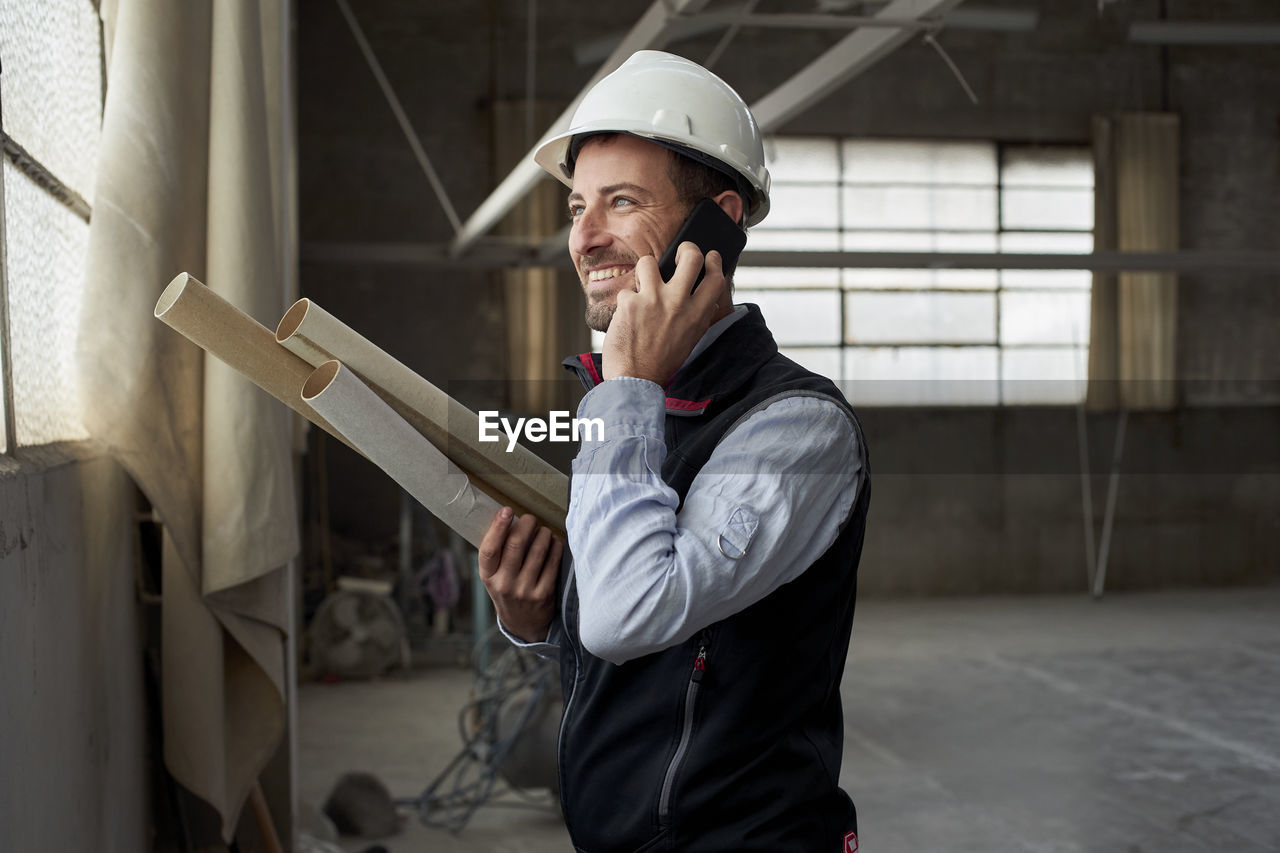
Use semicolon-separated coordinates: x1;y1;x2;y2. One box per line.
578;353;604;387
843;831;859;852
665;396;710;414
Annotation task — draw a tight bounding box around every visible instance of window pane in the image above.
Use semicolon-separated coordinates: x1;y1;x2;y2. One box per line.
843;230;934;251
844;186;997;230
745;137;1094;407
739;290;840;346
1000;231;1093;289
846;292;996;344
843;140;996;185
765;183;839;229
843;268;936;289
764;137;838;183
1002;347;1089;404
745;228;839;251
0;0;103;202
734;266;840;288
779;347;842;382
934;231;999;290
1002;147;1093;187
1001;268;1093;290
3;161;91;444
840;231;997;290
1000;291;1092;346
843;346;999;405
1000;231;1093;253
1002;187;1094;230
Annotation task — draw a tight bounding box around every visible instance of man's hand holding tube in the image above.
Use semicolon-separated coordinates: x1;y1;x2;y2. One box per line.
478;507;562;643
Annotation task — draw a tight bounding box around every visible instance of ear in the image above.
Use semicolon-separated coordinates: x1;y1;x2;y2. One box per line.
711;190;745;228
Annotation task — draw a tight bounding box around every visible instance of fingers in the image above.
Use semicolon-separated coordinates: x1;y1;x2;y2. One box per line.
633;255;661;293
479;508;559;591
535;535;564;599
694;249;730;319
477;506;515;579
500;512;541;575
670;241;705;293
521;524;553;580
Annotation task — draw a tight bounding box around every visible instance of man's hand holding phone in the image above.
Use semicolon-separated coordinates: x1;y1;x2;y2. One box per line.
602;241;730;384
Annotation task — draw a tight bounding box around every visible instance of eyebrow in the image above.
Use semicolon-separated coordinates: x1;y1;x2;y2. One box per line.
567;182;653;205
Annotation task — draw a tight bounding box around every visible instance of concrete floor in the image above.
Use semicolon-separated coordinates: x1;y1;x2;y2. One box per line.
298;585;1280;852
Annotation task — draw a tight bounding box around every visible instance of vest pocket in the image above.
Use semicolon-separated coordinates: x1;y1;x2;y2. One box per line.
657;640;709;827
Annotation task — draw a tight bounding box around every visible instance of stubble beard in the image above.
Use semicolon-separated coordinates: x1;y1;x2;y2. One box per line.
584;299;615;334
578;249;636;333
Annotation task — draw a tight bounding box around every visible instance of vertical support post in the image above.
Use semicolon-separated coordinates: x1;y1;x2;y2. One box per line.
1092;410;1129;600
472;552;492;674
398;489;413;636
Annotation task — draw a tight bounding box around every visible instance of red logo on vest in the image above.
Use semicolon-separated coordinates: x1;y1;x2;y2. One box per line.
843;831;859;852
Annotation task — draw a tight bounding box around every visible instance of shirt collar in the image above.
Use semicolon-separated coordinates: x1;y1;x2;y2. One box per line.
680;305;749;372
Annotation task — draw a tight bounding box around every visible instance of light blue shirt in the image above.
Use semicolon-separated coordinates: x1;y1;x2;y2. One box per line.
505;308;864;665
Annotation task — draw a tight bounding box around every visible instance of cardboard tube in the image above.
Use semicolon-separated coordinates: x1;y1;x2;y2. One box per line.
154;273;361;456
302;360;502;548
277;297;567;530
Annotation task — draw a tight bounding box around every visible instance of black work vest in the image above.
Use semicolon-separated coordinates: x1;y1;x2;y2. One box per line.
556;305;870;853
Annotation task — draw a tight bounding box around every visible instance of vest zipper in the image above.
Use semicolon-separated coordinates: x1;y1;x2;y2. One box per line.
557;570;581;846
658;640;708;826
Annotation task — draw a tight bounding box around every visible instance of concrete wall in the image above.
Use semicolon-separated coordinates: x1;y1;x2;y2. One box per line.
857;406;1280;595
0;448;149;851
297;0;1280;592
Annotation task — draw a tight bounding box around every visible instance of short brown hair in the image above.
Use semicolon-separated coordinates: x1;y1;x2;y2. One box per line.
665;151;745;226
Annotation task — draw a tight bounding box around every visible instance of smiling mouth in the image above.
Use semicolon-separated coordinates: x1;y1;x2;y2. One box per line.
587;266;631;282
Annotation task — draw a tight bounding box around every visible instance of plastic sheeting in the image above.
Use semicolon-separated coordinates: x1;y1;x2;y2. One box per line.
2;161;92;445
0;0;103;203
76;0;294;840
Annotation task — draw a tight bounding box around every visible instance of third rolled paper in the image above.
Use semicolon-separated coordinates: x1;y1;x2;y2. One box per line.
302;359;501;549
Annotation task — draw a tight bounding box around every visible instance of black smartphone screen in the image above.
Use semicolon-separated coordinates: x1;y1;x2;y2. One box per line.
656;198;748;293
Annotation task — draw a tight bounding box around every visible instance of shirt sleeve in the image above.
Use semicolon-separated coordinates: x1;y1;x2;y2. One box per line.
567;377;863;665
496;615;562;661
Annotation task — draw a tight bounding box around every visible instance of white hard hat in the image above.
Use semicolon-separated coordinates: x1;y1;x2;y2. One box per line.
534;50;772;226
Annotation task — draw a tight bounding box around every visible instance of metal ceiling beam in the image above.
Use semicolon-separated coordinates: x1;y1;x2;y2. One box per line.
528;0;968;263
456;0;966;259
750;0;967;131
304;243;1280;274
573;5;1036;65
448;0;711;257
1128;22;1280;45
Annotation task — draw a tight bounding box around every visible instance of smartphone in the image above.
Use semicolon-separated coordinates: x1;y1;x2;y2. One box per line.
657;198;748;293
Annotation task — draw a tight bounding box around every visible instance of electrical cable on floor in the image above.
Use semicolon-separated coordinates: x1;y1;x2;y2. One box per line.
403;630;559;832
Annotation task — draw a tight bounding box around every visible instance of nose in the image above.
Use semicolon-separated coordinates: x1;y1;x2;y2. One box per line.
568;204;609;259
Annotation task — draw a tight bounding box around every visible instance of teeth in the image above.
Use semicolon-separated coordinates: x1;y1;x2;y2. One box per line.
588;267;627;282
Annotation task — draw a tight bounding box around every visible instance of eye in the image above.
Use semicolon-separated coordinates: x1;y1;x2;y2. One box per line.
566;203;584;220
612;197;634;209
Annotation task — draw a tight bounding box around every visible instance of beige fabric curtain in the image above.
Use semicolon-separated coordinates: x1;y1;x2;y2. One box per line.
77;0;296;841
1088;113;1180;410
495;101;589;415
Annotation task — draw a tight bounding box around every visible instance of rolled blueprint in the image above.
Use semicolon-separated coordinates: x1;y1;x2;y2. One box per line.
302;360;501;548
154;273;361;456
277;297;567;531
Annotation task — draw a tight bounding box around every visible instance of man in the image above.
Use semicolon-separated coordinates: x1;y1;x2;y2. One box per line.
478;51;870;852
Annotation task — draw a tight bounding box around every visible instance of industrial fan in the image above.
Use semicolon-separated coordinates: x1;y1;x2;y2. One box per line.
309;584;407;678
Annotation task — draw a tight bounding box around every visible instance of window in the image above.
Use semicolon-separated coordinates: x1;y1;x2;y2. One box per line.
735;137;1094;405
0;0;104;450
